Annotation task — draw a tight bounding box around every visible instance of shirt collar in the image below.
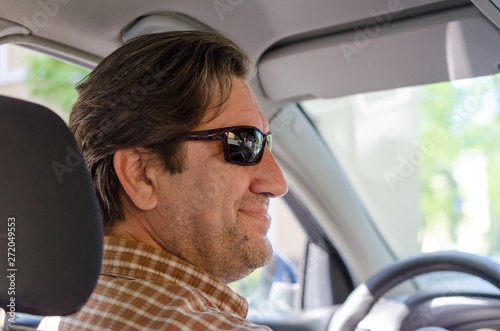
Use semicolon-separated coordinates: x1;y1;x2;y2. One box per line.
100;236;249;318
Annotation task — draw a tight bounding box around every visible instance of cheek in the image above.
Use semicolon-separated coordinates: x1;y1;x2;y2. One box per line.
181;143;253;219
181;168;226;212
193;166;250;217
185;141;251;204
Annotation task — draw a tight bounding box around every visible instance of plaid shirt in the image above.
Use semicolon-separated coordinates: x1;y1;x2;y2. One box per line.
59;237;270;331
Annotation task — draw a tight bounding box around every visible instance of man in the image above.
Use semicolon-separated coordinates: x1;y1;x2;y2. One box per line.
59;31;288;330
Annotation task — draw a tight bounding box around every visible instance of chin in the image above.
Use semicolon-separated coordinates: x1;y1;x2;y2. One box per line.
222;238;273;284
248;236;273;269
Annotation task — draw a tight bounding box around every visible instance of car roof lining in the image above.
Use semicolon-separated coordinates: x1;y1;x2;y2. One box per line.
0;17;29;38
0;0;482;104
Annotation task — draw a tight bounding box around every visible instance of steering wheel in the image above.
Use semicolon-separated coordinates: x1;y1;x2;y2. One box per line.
328;251;500;331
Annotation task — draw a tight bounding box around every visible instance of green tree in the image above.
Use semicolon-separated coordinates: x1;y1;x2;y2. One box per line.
419;76;500;254
419;82;463;245
24;53;89;116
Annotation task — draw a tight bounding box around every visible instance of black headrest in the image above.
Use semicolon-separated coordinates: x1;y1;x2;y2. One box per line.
0;96;103;316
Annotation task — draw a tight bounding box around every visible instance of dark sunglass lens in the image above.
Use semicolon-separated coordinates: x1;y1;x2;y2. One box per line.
227;129;264;164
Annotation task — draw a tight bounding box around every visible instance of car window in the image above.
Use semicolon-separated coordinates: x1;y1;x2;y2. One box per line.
302;74;500;264
0;44;89;122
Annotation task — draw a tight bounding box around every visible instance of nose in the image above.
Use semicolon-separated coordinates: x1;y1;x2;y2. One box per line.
250;146;288;198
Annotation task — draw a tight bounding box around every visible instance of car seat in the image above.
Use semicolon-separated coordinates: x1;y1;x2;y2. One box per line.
0;95;103;329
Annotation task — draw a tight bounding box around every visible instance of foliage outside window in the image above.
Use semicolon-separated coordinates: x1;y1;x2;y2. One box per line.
24;52;89;118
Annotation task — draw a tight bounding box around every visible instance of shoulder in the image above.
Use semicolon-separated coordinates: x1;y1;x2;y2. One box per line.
59;276;270;331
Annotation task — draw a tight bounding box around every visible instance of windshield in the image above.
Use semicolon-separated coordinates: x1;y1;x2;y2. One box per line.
301;74;500;263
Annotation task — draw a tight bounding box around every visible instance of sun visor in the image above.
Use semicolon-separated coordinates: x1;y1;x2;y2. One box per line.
471;0;500;29
446;13;500;81
258;6;500;102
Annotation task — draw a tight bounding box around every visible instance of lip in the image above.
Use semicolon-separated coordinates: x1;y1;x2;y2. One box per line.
238;209;271;222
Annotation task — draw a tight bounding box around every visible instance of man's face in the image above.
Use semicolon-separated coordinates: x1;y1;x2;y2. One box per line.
150;78;288;283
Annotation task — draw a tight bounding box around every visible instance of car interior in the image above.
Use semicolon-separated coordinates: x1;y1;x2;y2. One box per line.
2;0;500;330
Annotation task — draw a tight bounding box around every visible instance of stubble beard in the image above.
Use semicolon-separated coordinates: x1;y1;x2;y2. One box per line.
159;193;274;284
209;213;273;284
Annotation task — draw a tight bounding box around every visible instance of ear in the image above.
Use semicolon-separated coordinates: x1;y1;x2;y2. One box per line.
113;148;158;211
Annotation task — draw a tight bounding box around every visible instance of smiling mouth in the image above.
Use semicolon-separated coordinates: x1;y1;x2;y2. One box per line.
239;210;269;217
238;209;271;223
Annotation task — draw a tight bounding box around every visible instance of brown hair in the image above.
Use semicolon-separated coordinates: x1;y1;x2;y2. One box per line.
70;31;252;231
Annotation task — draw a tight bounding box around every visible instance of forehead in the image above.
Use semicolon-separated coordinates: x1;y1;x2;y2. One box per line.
200;78;269;132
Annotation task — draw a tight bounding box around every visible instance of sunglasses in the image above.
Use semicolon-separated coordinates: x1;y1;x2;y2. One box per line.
187;125;272;166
